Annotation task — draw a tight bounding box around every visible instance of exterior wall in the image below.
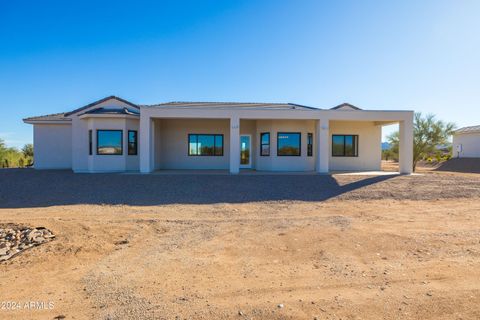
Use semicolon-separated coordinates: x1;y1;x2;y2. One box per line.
329;121;381;171
156;119;230;169
453;133;480;158
255;120;316;171
33;124;72;169
72;98;140;172
154;119;316;171
77;117;139;172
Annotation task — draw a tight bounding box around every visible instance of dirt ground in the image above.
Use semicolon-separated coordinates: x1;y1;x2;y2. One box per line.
0;169;479;320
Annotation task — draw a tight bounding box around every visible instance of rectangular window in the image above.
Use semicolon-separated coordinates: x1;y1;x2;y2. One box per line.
97;130;123;155
88;130;92;155
188;134;224;156
128;130;138;155
332;135;358;157
307;133;313;157
260;132;270;156
277;132;301;156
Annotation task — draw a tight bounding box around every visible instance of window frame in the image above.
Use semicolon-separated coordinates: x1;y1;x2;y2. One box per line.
188;133;224;156
96;130;123;156
307;133;313;157
331;134;359;157
260;132;270;156
128;130;138;155
277;132;301;157
88;130;92;155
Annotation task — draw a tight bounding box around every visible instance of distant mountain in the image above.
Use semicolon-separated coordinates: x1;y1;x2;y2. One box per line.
381;142;391;150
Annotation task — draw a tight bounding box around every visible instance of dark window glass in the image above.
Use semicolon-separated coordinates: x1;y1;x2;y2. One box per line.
307;133;313;157
188;134;224;156
260;132;270;156
128;130;138;155
277;132;301;156
97;130;123;155
332;135;358;157
214;135;223;156
88;130;92;155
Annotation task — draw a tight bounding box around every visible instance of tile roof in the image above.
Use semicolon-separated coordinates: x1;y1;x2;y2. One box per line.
331;103;362;110
23;112;70;122
142;101;319;110
454;125;480;134
82;107;140;116
64;95;139;116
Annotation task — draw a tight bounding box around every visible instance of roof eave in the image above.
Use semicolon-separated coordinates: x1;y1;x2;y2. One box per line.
23;119;72;125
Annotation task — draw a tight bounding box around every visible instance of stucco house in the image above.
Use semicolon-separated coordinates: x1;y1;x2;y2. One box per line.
23;96;414;174
452;125;480;158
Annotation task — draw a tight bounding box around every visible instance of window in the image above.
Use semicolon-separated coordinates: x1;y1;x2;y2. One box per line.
128;130;138;155
307;133;313;157
260;132;270;156
332;135;358;157
188;134;223;156
88;130;92;155
97;130;123;155
277;132;301;156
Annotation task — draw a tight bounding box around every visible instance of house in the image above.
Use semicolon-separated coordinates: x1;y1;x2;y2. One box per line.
23;96;414;174
452;125;480;158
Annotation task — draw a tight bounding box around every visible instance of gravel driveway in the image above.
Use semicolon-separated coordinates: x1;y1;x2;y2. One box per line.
1;169;479;208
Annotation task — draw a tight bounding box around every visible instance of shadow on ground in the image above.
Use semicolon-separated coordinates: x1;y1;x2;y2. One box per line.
0;169;399;208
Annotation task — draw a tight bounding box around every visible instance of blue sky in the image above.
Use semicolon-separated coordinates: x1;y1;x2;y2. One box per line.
1;0;479;148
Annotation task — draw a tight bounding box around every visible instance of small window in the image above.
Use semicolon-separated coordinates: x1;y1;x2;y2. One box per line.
260;132;270;156
332;135;358;157
307;133;313;157
188;134;223;156
88;130;92;155
128;130;138;155
97;130;123;155
277;132;301;156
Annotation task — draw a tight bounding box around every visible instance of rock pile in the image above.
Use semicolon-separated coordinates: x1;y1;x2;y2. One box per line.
0;224;55;262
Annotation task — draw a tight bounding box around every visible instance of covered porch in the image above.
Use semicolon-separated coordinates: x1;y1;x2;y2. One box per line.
138;107;413;174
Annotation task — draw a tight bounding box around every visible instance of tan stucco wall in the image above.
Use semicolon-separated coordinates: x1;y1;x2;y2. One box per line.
453;133;480;158
329;121;381;171
71;98;139;172
155;119;231;170
255;120;316;171
33;124;72;169
154;119;316;171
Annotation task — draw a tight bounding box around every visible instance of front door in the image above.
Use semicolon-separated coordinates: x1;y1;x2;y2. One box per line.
240;135;252;168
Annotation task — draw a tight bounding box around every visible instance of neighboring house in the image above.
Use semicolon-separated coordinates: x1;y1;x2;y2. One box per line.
23;96;414;174
452;125;480;158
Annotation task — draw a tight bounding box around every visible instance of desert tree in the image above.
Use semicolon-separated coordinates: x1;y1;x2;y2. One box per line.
387;113;455;171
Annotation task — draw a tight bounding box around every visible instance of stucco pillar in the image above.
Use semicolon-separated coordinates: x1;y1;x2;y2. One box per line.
315;119;329;173
399;117;414;174
229;116;240;174
140;113;155;173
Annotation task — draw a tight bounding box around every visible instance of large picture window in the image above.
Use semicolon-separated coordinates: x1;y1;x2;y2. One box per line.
188;134;223;156
260;132;270;156
332;135;358;157
128;130;138;155
277;132;301;156
97;130;123;155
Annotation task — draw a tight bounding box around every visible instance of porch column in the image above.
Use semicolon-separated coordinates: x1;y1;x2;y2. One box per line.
140;114;155;173
229;116;240;174
315;119;329;173
399;117;414;174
